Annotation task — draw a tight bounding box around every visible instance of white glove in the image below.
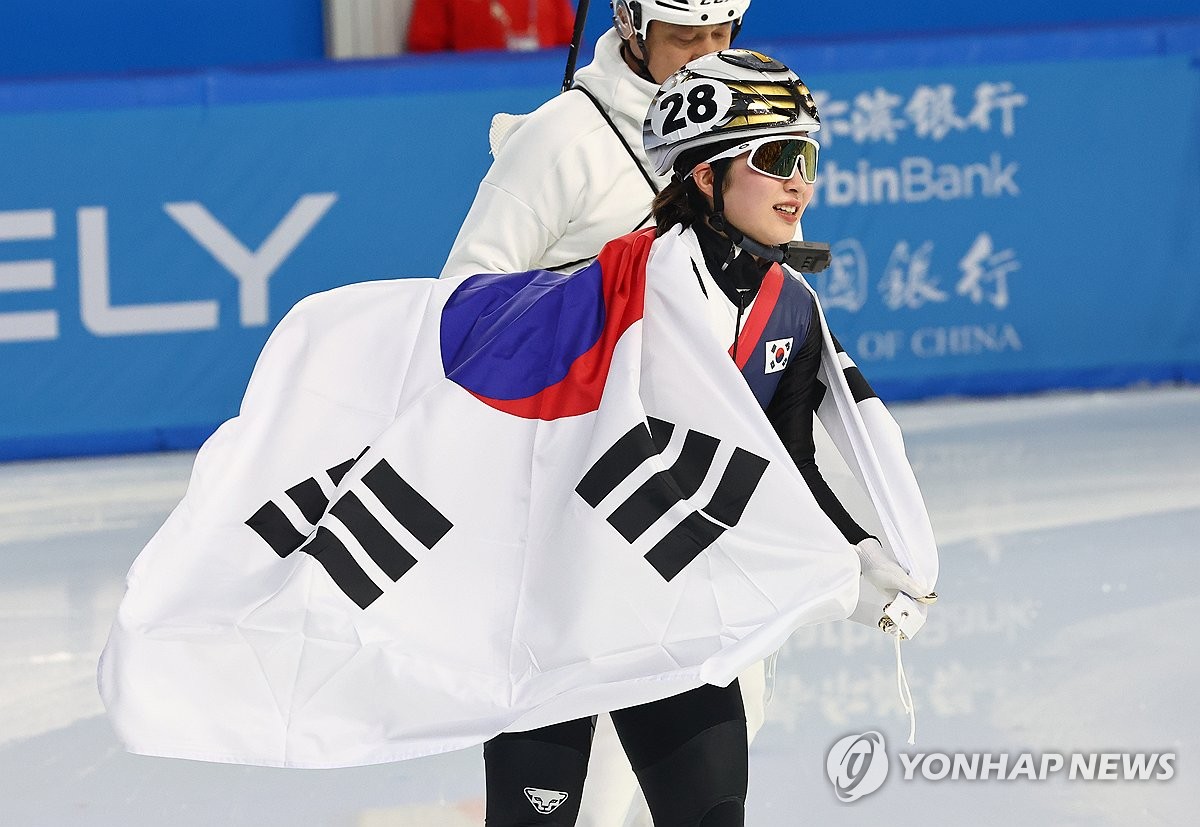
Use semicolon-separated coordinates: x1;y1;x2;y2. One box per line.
849;537;937;635
855;536;930;599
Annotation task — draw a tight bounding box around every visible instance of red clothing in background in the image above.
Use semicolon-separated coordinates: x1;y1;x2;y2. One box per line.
407;0;577;53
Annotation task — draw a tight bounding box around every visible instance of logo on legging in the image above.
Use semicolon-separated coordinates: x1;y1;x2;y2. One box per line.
524;787;569;814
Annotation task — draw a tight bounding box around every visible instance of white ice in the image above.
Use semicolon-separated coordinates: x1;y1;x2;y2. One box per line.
1;386;1197;826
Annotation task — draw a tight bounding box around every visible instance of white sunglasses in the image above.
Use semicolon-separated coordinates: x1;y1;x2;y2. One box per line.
690;135;820;184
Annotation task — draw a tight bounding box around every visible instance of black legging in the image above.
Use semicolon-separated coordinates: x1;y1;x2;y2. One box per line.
483;680;747;826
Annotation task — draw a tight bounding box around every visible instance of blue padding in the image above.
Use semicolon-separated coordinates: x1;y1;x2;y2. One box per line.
0;0;325;79
748;17;1200;73
0;49;572;114
1;19;1198;114
0;425;218;462
874;364;1198;403
1;20;1198;461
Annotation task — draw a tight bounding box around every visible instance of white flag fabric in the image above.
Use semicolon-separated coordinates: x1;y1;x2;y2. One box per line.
99;226;934;768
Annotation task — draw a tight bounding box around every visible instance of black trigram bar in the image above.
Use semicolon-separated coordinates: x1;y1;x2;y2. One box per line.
843;365;877;403
303;527;383;610
576;418;674;507
647;417;674;451
330;491;417;582
302;461;451;608
287;477;328;524
830;335;877;403
607;429;719;542
246;451;363;558
246;501;307;558
643;447;769;581
644;511;726;581
246;453;451;609
327;444;372;485
327;457;357;486
362;460;453;548
702;448;770;528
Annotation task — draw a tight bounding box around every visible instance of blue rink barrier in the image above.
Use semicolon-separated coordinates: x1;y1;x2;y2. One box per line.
0;0;325;79
1;21;1198;460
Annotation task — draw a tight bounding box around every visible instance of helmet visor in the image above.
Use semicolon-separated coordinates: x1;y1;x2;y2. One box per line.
697;136;820;184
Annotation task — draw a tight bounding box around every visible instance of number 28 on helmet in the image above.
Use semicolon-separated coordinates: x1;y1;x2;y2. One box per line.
642;49;821;180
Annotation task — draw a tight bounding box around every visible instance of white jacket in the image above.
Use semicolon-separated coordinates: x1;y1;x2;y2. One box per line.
440;29;669;277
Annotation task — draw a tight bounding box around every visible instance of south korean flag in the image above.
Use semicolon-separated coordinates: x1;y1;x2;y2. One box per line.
765;337;793;373
98;226;867;770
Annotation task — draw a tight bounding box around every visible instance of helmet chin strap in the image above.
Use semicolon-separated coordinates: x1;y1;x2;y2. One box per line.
620;39;656;83
706;165;787;267
709;213;786;265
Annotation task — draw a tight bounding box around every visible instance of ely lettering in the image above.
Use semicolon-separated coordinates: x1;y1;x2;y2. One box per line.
0;193;337;342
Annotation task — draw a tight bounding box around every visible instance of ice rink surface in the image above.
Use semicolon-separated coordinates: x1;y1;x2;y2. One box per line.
1;385;1197;826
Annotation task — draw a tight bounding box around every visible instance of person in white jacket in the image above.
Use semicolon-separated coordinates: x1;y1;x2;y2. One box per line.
440;0;752;279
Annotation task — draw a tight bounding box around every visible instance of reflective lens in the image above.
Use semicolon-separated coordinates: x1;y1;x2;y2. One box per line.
689;135;821;184
748;137;818;183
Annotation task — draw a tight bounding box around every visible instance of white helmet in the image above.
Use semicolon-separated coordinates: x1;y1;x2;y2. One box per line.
643;49;820;177
612;0;751;42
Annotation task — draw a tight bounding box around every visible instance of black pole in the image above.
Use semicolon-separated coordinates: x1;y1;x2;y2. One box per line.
561;0;593;92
